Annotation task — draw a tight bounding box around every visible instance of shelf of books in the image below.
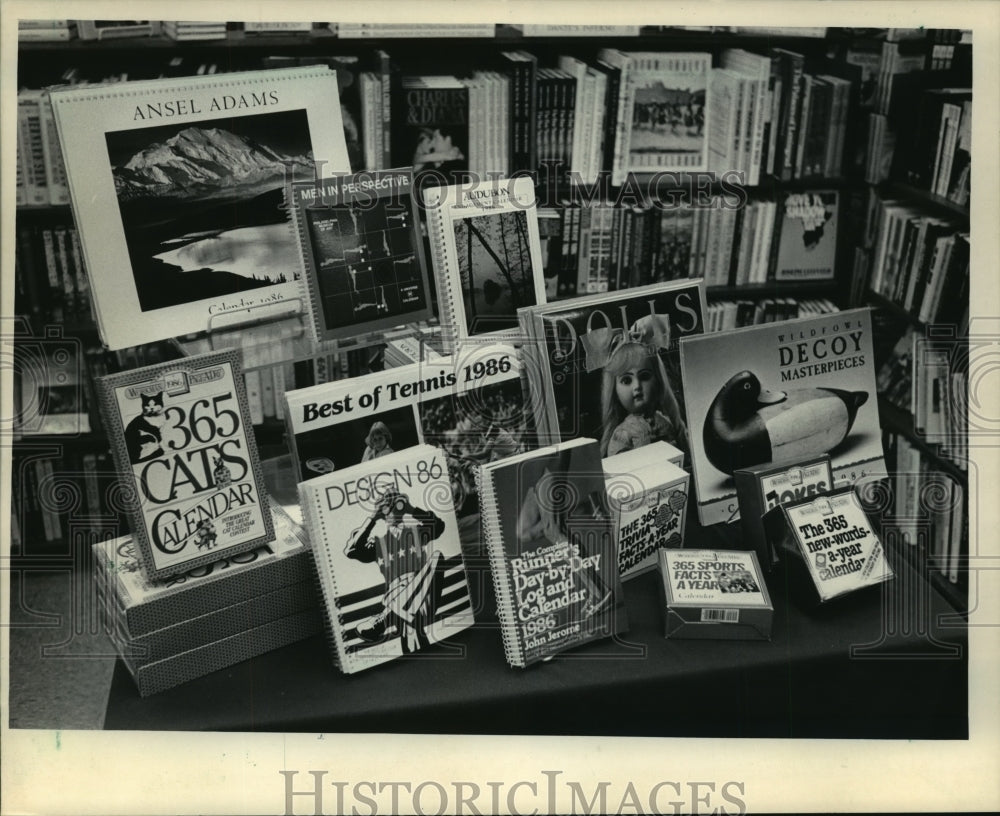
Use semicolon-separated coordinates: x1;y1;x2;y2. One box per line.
8;21;973;714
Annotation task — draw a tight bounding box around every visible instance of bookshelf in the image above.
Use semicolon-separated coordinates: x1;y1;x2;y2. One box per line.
878;396;966;485
880;181;970;223
848;31;972;613
10;23;970;614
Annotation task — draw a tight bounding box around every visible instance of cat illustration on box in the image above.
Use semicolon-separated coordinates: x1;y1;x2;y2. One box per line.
124;391;166;464
703;370;868;476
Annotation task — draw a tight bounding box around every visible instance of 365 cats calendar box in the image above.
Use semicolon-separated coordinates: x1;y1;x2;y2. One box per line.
93;503;321;696
93;502;311;635
657;548;773;640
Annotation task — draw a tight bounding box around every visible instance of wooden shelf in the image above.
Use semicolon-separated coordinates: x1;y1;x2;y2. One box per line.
883;525;968;616
877;395;968;484
16;24;855;54
9;433;109;453
881;181;970;223
707;280;838;300
867;290;926;329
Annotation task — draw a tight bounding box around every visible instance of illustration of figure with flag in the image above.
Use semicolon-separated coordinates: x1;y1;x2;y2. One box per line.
344;482;445;654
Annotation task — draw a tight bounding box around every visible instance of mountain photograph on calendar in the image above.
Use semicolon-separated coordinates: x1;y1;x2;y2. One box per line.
105;110;313;312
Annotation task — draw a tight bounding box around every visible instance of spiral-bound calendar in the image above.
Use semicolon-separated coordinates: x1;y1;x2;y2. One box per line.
49;67;350;350
290;168;434;342
297;444;475;674
95;348;274;581
422;176;547;353
475;437;628;668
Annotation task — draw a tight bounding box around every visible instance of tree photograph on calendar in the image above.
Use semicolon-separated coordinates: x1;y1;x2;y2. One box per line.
455;208;537;333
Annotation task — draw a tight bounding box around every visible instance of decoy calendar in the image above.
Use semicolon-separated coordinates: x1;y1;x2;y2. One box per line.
679;308;886;526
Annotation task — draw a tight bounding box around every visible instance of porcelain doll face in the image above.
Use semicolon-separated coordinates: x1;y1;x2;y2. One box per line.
615;366;658;414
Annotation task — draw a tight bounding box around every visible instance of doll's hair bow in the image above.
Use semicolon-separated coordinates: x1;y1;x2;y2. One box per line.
580;313;673;372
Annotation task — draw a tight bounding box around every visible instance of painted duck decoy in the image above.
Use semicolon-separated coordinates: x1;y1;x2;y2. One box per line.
703;370;869;476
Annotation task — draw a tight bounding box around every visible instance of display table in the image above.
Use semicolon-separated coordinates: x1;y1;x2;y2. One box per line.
103;502;967;737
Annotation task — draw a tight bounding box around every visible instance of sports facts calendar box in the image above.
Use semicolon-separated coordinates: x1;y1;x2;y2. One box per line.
762;485;894;605
657;548;773;640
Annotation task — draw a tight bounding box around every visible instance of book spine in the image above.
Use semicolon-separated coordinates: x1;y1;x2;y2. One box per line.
39;228;64;323
55;228;78;319
729;77;745;174
524;56;539;176
37;459;62;543
474;468;525;667
521;60;537;175
611;55;634;186
68;228;91;323
765;197;786;281
38;90;70;205
607;206;624;291
598;62;621;177
619;207;638;287
17;27;74;41
464;76;480;174
592;203;610;293
534;71;549;175
632;207;654;288
739;77;756;178
501;62;519;174
17;91;49;206
554;205;573;298
748;76;767;186
793;75;813;179
576;205;594;294
947;483;964;584
780;55;805;181
804;79;830;178
765;65;783;177
374;50;392;170
359;74;377;172
565;73;577;182
822;80;843;178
